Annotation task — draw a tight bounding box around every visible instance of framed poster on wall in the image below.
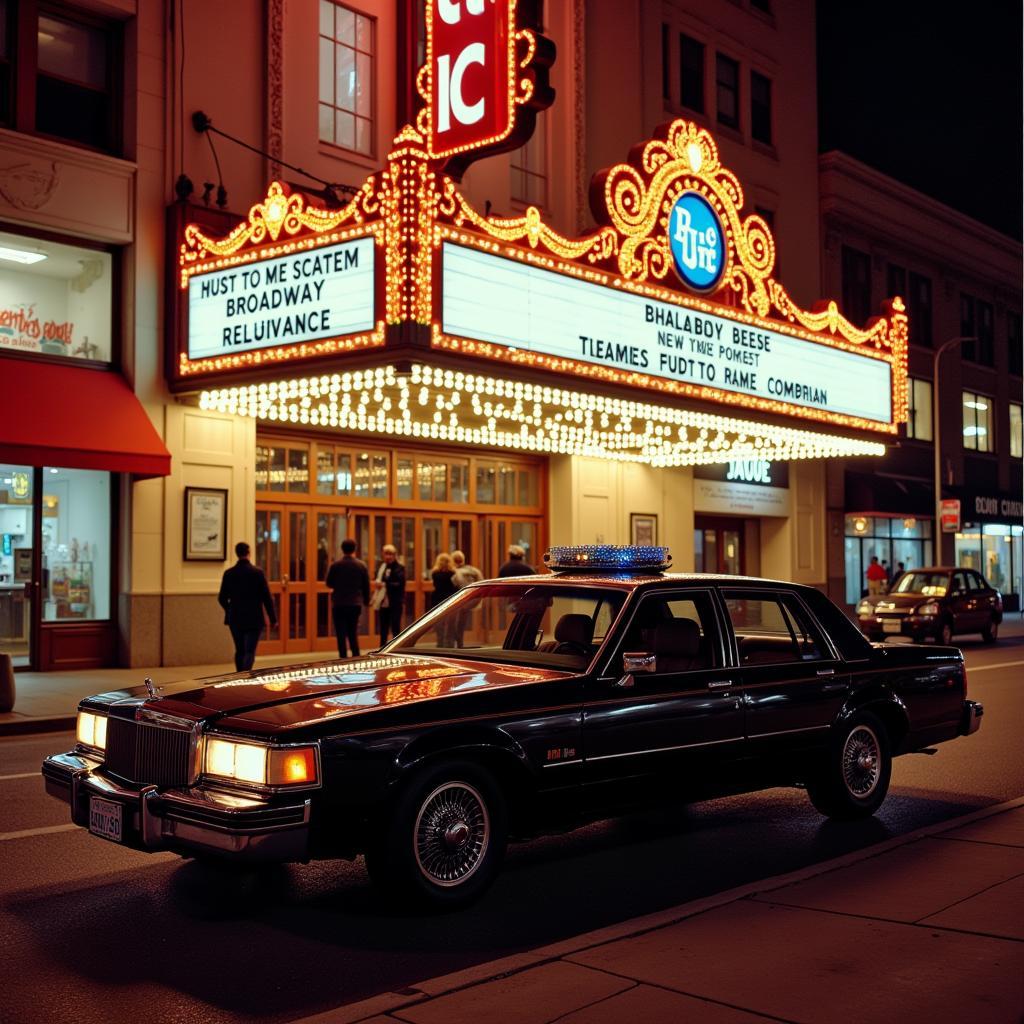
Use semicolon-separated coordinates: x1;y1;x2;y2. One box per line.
630;513;658;546
183;487;228;561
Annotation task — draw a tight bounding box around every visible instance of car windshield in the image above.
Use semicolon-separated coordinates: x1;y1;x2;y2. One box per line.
892;572;949;596
383;583;627;670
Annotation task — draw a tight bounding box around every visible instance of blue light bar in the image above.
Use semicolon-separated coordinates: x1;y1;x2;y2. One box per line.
543;545;672;574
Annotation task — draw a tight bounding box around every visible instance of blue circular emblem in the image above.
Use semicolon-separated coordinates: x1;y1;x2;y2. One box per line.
668;192;725;291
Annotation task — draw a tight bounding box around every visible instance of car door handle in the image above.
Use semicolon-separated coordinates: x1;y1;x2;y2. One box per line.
707;679;733;690
816;668;835;677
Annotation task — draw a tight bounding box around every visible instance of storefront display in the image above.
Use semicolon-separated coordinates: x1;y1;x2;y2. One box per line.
844;514;934;605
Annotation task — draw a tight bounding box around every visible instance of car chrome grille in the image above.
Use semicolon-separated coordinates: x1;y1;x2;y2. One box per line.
105;717;194;788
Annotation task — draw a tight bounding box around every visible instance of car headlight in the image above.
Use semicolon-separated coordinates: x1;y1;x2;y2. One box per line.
204;737;318;787
917;602;940;616
76;710;107;751
856;600;873;616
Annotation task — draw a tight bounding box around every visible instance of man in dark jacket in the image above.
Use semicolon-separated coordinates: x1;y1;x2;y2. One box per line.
372;543;407;647
326;538;370;658
498;544;535;577
218;541;276;672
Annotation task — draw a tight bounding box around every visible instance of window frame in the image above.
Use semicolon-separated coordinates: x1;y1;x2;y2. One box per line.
841;245;872;327
719;588;839;667
906;377;933;442
510;110;548;210
679;32;705;114
1009;401;1022;458
750;69;772;145
1007;312;1022;377
318;0;377;159
715;51;740;131
907;271;932;348
962;389;994;453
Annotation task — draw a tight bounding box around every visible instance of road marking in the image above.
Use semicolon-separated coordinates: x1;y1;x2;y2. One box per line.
968;659;1024;673
0;823;78;841
0;772;41;781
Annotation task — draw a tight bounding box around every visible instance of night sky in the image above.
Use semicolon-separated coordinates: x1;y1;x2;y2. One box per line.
817;2;1023;240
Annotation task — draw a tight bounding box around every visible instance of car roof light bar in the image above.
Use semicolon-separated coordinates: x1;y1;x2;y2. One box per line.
543;545;672;574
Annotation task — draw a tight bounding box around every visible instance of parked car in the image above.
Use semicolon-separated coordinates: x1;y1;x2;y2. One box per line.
856;566;1002;644
43;546;982;907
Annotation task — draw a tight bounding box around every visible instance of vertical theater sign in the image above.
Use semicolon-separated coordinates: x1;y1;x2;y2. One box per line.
170;0;906;471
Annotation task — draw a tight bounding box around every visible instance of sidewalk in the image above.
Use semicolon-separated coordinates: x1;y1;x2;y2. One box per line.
4;615;1023;737
300;798;1024;1024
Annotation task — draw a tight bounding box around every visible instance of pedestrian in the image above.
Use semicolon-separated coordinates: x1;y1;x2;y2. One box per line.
498;544;535;577
217;541;276;672
451;550;482;647
429;552;457;646
865;555;887;597
890;561;906;589
372;543;406;647
326;538;370;658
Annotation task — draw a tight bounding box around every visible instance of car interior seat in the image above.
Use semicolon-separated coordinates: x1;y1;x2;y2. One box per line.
652;618;706;672
550;613;595;657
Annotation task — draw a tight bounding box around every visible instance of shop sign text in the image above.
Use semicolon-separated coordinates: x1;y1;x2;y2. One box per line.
187;237;375;361
668;192;724;292
0;304;76;356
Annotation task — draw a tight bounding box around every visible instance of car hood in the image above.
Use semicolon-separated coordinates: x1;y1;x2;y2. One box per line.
871;593;935;612
85;653;571;733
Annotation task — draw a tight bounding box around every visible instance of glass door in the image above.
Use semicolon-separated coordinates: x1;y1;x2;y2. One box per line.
694;517;744;575
254;505;284;653
0;465;34;668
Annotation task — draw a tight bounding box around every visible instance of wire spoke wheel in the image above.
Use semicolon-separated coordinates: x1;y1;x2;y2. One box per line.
414;781;490;887
842;725;881;798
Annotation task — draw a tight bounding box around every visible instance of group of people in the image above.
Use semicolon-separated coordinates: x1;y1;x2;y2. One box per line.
217;540;536;669
865;556;906;596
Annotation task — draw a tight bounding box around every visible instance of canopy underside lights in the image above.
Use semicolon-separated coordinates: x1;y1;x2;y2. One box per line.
198;365;885;467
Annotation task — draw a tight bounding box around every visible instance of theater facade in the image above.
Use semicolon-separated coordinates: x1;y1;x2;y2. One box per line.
154;1;907;663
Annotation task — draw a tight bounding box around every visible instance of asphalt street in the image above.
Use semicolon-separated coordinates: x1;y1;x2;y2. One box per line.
1;637;1021;1024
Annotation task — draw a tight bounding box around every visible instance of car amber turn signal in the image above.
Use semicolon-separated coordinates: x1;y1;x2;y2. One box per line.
268;747;318;786
76;711;107;752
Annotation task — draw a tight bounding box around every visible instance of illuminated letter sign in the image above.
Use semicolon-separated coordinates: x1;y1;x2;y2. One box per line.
430;0;512;159
669;193;724;292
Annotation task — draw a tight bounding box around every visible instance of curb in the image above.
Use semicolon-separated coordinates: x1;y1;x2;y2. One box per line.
297;795;1024;1024
0;715;76;737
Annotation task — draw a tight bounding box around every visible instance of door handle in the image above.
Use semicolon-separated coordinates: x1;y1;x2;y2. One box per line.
816;668;835;677
707;679;732;690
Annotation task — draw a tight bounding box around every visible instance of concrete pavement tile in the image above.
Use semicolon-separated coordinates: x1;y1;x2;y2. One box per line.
556;983;776;1023
390;962;633;1024
920;873;1024;940
410;952;547;996
295;992;427;1024
939;807;1024;848
569;900;1024;1024
750;836;1024;921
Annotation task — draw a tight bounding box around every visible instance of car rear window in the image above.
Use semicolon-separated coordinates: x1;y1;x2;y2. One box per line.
799;587;872;661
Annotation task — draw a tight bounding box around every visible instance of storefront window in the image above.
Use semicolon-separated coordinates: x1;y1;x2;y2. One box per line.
844;514;933;605
956;525;1023;608
0;464;32;665
42;468;110;622
0;230;113;363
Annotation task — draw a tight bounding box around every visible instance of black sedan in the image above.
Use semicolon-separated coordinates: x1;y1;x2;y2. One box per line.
43;546;982;907
856;566;1003;644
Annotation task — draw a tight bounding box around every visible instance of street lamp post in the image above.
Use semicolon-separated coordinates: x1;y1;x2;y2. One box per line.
932;336;977;563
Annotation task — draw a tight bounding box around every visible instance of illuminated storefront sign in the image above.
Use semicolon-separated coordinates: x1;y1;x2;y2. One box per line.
186;237;375;361
441;242;893;425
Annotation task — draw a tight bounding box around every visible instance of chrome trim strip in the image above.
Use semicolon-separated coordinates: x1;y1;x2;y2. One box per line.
586;736;738;761
747;724;830;739
540;759;583;768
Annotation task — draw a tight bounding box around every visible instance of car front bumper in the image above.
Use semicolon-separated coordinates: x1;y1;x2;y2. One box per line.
858;614;934;639
41;751;311;862
960;700;984;736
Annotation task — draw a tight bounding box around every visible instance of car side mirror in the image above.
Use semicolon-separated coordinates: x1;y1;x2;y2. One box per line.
623;651;656;674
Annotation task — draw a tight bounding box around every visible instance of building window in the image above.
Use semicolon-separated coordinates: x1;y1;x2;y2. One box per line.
750;71;771;144
319;1;374;156
661;23;670;102
715;53;739;130
511;112;547;208
962;391;993;452
679;34;704;113
886;263;906;301
0;229;113;364
1011;402;1023;458
1009;312;1022;376
906;377;933;441
841;245;871;327
961;294;994;366
0;5;120;152
908;271;932;348
844;514;933;606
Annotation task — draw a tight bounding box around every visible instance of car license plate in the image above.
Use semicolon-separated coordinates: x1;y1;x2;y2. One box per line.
882;620;902;634
89;797;123;843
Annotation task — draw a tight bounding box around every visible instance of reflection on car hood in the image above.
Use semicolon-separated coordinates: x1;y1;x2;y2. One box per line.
85;654;571;731
873;594;930;612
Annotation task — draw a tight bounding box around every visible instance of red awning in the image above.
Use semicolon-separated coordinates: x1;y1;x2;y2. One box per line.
0;361;171;478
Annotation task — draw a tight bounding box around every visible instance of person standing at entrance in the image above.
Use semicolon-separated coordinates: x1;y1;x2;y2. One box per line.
218;541;276;672
498;544;535;577
451;550;482;647
866;556;887;597
372;544;406;647
326;539;370;659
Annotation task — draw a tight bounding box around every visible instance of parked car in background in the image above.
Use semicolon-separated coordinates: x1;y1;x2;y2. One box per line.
44;547;983;908
856;566;1002;644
